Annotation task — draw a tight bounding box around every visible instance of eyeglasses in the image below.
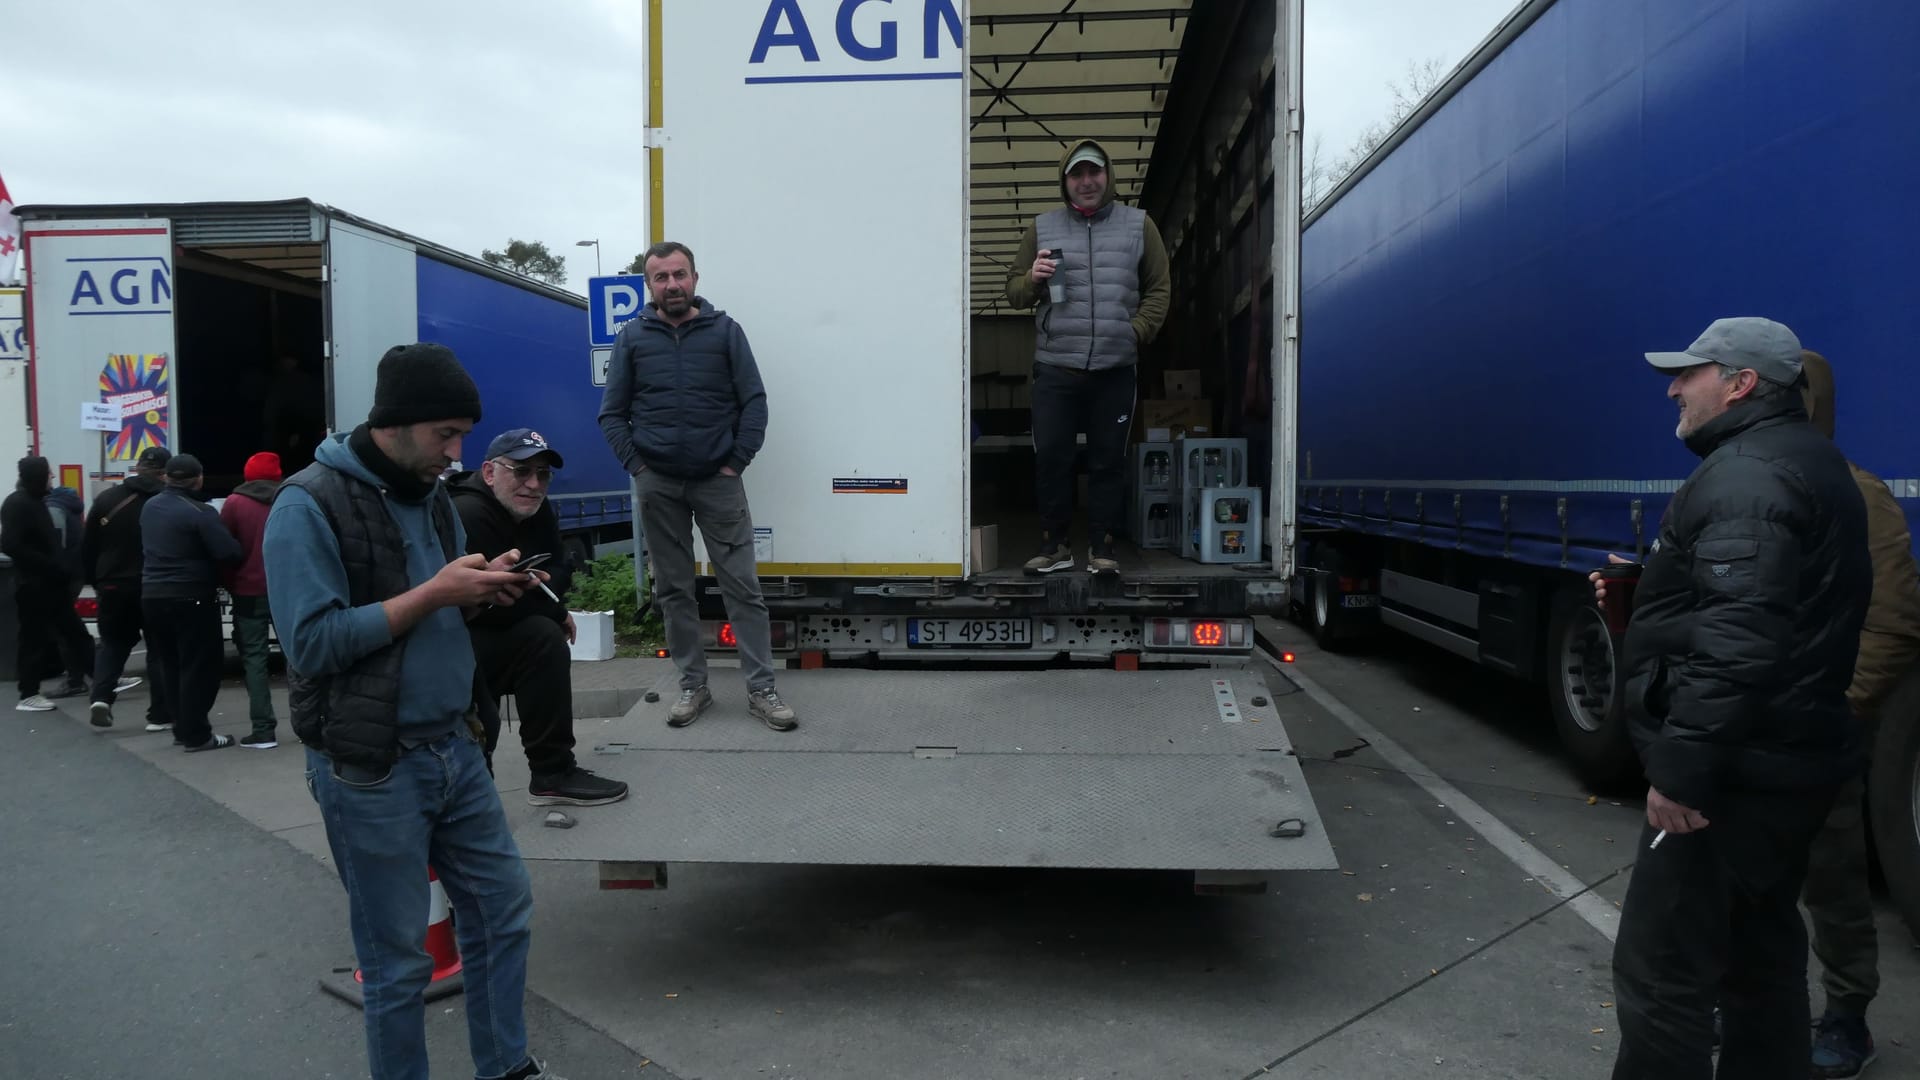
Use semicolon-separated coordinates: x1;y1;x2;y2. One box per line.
494;460;554;485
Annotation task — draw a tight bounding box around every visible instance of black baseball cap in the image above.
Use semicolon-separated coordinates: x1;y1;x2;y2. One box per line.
136;447;172;471
485;428;564;468
164;453;204;481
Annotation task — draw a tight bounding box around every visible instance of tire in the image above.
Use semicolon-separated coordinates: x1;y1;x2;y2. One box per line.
1544;584;1640;788
1868;667;1920;943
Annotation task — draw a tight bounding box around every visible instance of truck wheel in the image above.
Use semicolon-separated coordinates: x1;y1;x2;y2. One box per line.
1545;586;1639;788
1868;668;1920;943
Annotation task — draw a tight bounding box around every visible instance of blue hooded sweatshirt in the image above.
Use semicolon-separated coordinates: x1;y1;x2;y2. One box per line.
262;432;474;742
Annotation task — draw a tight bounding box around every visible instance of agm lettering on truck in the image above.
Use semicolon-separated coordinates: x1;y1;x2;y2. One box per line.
66;256;173;316
0;319;23;361
748;0;962;83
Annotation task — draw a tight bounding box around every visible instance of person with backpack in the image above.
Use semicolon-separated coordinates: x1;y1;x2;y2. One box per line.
81;447;172;728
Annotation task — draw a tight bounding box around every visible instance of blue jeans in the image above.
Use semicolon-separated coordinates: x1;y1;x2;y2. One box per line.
306;733;536;1080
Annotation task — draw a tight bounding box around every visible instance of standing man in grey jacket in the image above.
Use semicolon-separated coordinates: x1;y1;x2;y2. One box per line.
597;241;796;732
1005;138;1172;575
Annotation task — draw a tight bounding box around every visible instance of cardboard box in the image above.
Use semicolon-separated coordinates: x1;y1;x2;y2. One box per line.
1162;369;1203;399
970;524;1000;574
569;610;616;662
1136;399;1212;441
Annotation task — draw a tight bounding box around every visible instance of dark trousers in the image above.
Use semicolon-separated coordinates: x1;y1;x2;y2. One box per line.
469;616;577;778
1031;362;1137;545
229;594;277;733
1803;771;1878;1015
16;582;93;697
1611;785;1838;1080
91;584;169;726
142;596;224;747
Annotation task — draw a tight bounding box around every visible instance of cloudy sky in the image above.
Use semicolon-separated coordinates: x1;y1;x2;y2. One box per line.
6;0;1518;295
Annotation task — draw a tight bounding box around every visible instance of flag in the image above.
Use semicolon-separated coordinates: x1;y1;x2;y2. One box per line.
0;172;19;285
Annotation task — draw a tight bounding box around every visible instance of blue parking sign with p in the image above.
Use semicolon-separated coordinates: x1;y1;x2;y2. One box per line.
588;275;650;346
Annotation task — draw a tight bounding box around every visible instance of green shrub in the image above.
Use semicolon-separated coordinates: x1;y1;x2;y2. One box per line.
568;553;642;629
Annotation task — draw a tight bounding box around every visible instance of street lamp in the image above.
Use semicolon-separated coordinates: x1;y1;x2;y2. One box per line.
575;239;601;276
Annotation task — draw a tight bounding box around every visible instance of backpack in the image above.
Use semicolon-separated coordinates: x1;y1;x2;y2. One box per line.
43;486;85;581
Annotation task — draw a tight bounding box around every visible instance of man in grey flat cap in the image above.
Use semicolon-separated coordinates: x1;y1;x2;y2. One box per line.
1594;317;1873;1079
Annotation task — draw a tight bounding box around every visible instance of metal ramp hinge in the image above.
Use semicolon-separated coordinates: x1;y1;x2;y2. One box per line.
1213;679;1243;723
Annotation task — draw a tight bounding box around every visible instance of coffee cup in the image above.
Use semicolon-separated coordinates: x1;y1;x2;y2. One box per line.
1597;562;1643;636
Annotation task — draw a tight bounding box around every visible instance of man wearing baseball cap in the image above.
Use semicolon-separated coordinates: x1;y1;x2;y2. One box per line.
80;445;171;728
1600;317;1873;1076
451;428;627;806
1003;138;1171;576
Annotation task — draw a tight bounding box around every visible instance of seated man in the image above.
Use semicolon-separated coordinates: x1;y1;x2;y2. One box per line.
451;428;628;806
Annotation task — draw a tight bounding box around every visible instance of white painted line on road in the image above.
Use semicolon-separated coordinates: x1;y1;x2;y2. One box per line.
1264;652;1621;943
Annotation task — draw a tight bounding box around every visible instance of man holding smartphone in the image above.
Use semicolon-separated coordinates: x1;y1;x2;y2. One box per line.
265;344;568;1080
1003;138;1172;575
452;428;627;805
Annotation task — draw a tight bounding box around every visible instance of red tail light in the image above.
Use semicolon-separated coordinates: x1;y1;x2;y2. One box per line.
74;597;99;619
1190;621;1226;647
718;622;738;647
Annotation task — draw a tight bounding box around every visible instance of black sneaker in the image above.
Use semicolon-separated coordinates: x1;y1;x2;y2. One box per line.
528;768;630;806
240;731;279;750
89;702;113;728
1023;540;1073;574
183;734;234;753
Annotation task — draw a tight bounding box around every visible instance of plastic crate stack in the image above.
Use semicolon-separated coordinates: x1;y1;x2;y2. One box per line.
1128;444;1177;550
1175;438;1262;564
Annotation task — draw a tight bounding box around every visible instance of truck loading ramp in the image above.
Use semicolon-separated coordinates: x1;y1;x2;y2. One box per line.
509;666;1338;872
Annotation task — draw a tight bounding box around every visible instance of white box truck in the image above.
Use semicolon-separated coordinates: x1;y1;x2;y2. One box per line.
519;0;1332;892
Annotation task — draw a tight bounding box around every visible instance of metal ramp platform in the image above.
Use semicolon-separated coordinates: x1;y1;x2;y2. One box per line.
510;666;1337;872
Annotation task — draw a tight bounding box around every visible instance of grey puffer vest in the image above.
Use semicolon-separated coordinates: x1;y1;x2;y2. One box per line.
280;462;459;768
1033;202;1147;372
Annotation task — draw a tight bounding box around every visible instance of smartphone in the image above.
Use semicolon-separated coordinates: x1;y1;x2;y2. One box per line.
508;552;552;573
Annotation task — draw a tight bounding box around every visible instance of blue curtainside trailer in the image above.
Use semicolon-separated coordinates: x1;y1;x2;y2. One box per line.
1290;0;1920;931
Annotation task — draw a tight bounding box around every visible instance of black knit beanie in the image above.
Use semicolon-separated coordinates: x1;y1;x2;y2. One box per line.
367;343;483;427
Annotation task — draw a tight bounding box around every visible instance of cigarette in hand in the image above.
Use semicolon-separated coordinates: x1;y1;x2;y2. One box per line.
1649;830;1667;850
533;574;559;603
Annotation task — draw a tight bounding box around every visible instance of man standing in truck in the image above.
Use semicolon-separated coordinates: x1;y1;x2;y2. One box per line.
597;241;796;732
1004;138;1171;576
1796;350;1920;1080
1600;317;1870;1079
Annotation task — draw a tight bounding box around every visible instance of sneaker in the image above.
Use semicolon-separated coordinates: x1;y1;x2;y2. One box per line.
504;1056;567;1080
239;731;278;750
183;734;234;753
90;702;113;728
667;685;712;727
1088;535;1120;575
528;767;630;806
16;695;55;712
749;689;799;732
113;676;142;694
144;720;173;733
1024;540;1073;575
1811;1010;1875;1079
46;678;88;700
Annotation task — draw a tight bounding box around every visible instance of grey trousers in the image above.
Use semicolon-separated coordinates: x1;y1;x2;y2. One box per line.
635;468;776;693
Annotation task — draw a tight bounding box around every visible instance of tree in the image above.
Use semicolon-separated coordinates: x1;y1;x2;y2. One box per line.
620;253;647;275
1305;56;1448;212
481;239;568;286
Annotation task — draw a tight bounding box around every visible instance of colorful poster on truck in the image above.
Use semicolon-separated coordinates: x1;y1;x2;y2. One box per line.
21;218;175;501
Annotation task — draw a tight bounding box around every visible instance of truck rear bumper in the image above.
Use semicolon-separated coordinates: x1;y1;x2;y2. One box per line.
510;663;1337;872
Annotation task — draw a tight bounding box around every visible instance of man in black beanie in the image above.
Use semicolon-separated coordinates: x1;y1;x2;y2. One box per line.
3;456;95;710
264;343;566;1080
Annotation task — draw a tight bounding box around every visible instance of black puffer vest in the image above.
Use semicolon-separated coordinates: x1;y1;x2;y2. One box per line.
279;461;459;767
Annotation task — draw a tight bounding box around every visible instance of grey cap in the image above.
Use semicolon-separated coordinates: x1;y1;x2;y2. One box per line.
1645;317;1804;386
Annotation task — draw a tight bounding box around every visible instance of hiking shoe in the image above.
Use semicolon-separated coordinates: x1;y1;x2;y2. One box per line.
47;678;88;699
749;689;798;731
113;676;142;693
528;767;630;807
239;731;279;750
1024;541;1073;575
144;720;173;733
90;702;113;727
667;685;712;727
1088;535;1120;575
183;734;234;753
1811;1010;1875;1079
16;695;55;712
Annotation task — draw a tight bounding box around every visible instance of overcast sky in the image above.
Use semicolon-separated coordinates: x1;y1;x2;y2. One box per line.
6;0;1518;296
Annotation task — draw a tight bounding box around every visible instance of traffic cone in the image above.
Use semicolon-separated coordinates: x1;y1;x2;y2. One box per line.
320;866;466;1007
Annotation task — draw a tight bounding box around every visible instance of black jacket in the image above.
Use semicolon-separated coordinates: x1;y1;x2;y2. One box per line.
140;487;243;599
1622;397;1871;809
1;486;68;587
448;471;573;630
82;473;166;588
596;299;769;479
